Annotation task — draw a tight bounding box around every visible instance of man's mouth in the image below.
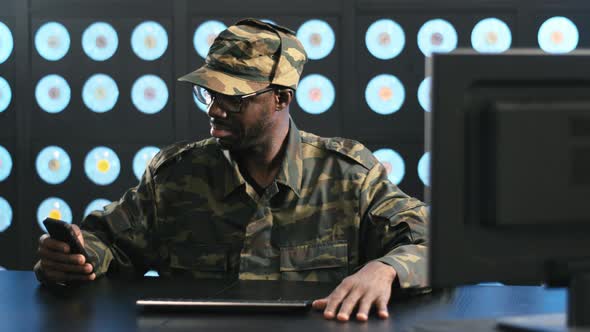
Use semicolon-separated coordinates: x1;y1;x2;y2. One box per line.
210;121;233;138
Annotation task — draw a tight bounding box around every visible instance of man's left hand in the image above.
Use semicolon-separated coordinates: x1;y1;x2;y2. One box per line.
312;261;397;322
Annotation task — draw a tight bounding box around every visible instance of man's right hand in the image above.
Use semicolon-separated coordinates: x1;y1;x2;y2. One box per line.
34;224;96;284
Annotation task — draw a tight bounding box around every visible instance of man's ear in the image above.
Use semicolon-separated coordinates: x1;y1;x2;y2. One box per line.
275;88;293;111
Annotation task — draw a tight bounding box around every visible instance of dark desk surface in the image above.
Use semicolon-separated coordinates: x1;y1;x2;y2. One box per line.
0;271;565;332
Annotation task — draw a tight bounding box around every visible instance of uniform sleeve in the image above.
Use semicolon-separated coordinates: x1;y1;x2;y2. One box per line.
81;163;159;279
358;162;429;289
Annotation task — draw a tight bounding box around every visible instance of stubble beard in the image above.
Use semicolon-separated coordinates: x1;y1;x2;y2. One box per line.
217;115;273;154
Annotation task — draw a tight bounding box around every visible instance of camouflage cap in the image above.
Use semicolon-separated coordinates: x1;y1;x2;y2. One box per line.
178;18;308;96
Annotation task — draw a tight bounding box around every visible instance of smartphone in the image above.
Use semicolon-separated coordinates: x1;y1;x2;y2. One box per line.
42;217;91;262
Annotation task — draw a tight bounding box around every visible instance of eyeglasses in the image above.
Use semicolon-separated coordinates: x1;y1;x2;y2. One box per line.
193;85;275;113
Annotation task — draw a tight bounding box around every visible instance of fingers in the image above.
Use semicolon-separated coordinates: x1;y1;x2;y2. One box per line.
37;255;93;283
316;266;394;322
352;295;389;321
355;297;373;322
71;224;84;247
322;277;354;319
336;289;363;321
42;268;96;282
38;232;87;265
38;246;85;265
38;259;95;283
39;234;71;254
37;233;94;284
375;296;389;319
312;298;327;310
41;260;93;274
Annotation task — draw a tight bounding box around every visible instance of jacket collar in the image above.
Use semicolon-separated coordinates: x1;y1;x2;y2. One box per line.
219;117;303;199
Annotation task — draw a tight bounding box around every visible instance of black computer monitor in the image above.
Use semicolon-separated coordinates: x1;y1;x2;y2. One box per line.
427;50;590;331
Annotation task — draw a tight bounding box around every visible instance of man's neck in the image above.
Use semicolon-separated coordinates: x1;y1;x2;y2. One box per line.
235;117;290;189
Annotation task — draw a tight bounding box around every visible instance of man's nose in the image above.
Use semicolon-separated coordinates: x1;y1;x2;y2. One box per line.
207;100;227;119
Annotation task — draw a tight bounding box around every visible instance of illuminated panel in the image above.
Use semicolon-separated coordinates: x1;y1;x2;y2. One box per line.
0;145;12;182
133;146;160;180
193;20;226;59
35;74;71;114
471;18;512;53
37;197;72;232
0;21;13;64
131;75;168;114
84;146;120;186
365;74;405;115
82;74;119;113
131;21;168;61
193;93;208;113
0;76;11;112
0;196;12;233
35;146;71;185
295;74;335;115
373;148;405;185
84;199;111;218
82;22;118;61
34;21;70;61
418;152;430;186
417;18;457;57
365;19;405;60
417;77;431;112
297;19;335;60
538;16;578;54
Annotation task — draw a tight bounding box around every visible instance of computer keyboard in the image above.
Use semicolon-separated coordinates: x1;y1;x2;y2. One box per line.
136;298;312;311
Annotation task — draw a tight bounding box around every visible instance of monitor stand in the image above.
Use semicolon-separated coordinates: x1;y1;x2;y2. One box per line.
496;272;590;332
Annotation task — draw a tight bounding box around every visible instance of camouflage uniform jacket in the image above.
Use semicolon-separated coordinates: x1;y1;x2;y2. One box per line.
81;119;429;288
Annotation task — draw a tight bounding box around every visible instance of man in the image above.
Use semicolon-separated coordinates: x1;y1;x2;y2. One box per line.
35;18;429;322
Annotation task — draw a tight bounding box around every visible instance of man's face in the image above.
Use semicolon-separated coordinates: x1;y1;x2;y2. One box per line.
207;91;276;152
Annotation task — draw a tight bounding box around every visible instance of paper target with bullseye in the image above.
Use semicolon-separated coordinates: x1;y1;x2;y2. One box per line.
365;74;405;115
297;19;335;60
131;75;168;114
82;74;119;113
0;145;11;182
35;146;71;185
82;22;118;61
471;18;512;53
193;20;227;59
37;197;72;232
131;21;168;61
295;74;335;115
35;21;70;61
365;19;405;60
538;16;578;54
373;148;405;185
35;74;71;114
0;76;11;112
84;146;120;185
133;146;160;180
417;19;457;57
0;21;13;64
0;196;12;232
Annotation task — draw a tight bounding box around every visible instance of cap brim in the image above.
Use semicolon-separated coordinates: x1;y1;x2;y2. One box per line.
178;65;270;96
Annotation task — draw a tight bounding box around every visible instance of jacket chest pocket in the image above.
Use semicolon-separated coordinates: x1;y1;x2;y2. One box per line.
279;241;349;282
169;243;228;279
